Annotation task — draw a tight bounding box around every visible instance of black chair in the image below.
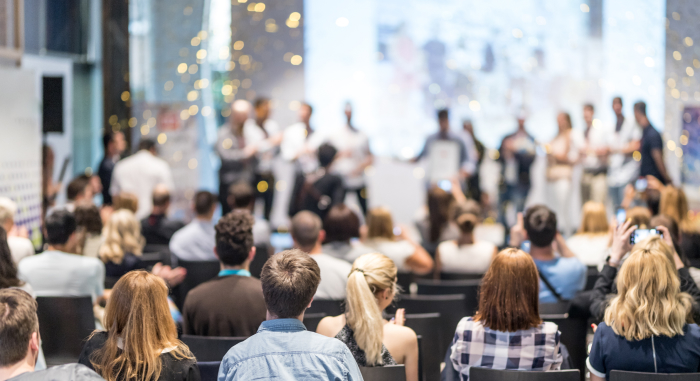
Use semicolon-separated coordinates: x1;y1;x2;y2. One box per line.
250;243;272;279
174;260;221;309
397;272;414;292
470;367;580;381
303;312;327;332
105;276;120;289
143;244;170;255
584;266;599;291
360;365;406;381
540;303;588;381
36;296;95;365
416;279;481;316
181;335;246;362
140;251;172;268
388;312;440;381
197;361;221;381
610;371;700;381
306;298;344;316
440;272;483;281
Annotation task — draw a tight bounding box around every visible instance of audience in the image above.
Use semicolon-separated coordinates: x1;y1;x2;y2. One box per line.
0;228;33;297
79;271;199;381
169;191;218;262
450;248;563;378
588;236;700;380
415;185;460;256
349;207;434;275
289;143;344;219
509;205;586;303
74;205;103;258
183;210;266;336
566;201;610;266
322;204;361;261
435;200;496;276
291;211;352;299
218;249;362;381
227;182;271;247
0;289;101;381
317;253;419;381
99;209;146;279
0;198;34;265
18;211;104;301
141;185;185;246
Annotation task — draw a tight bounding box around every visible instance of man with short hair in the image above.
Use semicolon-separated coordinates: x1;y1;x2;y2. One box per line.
0;289;102;381
228;182;271;247
18;211;105;301
218;249;363;381
169;191;218;261
291;211;352;299
509;205;585;303
415;109;473;180
47;175;95;216
0;198;34;265
183;210;266;336
498;113;537;227
607;97;641;209
141;185;185;246
635;101;671;185
97;131;126;205
580;103;609;204
111;139;174;219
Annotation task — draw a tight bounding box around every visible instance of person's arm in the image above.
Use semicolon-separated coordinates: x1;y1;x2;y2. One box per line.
433;245;442;279
402;330;420;381
618;139;640;155
508;212;526;248
400;230;434;275
553;233;577;258
450;177;467;204
651;148;672;184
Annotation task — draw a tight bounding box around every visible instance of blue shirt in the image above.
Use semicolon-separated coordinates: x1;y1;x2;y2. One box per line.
218;318;364;381
588;322;700;380
533;257;586;303
169;219;217;261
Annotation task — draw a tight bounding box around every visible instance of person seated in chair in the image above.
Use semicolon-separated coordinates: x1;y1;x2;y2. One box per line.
169;191;217;262
227;182;270;248
141;185;185;246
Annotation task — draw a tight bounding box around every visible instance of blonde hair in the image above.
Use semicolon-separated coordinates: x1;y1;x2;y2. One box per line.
113;193;139;214
659;186;695;233
367;207;395;240
577;201;609;234
605;236;693;341
89;271;192;381
345;253;397;366
99;209;144;264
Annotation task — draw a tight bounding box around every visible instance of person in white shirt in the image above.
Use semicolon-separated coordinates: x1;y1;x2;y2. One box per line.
0;198;34;265
169;191;218;262
607;97;642;209
291;211;352;300
580;104;609;205
110;139;174;220
281;102;325;175
18;211;105;302
566;201;611;266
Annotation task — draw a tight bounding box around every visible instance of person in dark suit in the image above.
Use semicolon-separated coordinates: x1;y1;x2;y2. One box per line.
140;185;184;246
289;143;345;220
97;131;126;205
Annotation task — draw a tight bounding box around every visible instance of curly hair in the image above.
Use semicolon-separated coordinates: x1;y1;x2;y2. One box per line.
215;210;254;266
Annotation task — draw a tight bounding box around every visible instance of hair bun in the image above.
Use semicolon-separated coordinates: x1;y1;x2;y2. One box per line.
456;212;478;233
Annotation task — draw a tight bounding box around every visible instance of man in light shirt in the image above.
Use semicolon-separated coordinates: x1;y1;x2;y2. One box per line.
169;191;218;262
0;198;34;265
607;97;642;209
580;104;609;204
110;139;174;219
281;102;324;174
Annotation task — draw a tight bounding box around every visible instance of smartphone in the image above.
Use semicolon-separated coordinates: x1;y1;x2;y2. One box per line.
270;232;294;251
616;209;627;225
437;179;452;192
635;178;648;192
630;228;662;244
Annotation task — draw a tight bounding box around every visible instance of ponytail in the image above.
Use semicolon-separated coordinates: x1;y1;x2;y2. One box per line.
456;213;478;234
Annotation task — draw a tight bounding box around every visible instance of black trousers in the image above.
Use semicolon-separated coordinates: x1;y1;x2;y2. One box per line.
254;172;275;221
344;186;367;216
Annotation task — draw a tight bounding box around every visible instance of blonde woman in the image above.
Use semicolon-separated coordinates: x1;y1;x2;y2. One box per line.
566;201;610;266
587;235;700;380
79;271;200;381
316;253;419;381
347;207;434;275
99;209;146;279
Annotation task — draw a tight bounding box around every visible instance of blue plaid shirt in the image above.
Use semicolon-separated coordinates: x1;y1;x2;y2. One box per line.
450;317;563;380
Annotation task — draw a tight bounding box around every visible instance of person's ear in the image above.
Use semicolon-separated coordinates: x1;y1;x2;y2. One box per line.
248;246;256;262
523;230;529;240
318;230;326;244
214;247;220;261
307;297;314;308
30;331;40;360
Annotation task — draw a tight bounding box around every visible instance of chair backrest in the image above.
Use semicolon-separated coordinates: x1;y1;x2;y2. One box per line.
584;266;599;291
197;361;221;381
440;272;484;281
400;312;441;381
302;312;327;333
143;244;170;256
360;365;406;381
175;260;221;308
36;296;95;365
470;367;580;381
250;243;271;279
396;272;415;293
140;251;171;268
416;279;481;316
540;303;587;381
181;335;246;362
306;298;345;316
610;371;700;381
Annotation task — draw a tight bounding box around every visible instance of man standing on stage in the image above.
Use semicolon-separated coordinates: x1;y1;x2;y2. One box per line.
607;97;641;208
497;113;536;227
580;104;609;204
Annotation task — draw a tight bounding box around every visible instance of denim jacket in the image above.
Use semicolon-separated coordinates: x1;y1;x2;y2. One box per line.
218;318;364;381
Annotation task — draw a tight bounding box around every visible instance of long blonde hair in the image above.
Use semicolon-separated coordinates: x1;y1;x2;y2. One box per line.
89;271;192;381
99;209;144;264
659;186;695;233
345;253;397;366
577;201;609;234
605;236;693;341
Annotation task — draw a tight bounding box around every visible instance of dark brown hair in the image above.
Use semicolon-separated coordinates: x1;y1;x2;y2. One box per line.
194;191;217;216
0;288;38;366
216;210;254;266
260;249;321;318
67;175;91;201
0;227;24;289
524;205;557;247
474;248;542;332
75;205;103;235
323;204;360;243
228;182;254;209
454;200;481;234
427;186;454;242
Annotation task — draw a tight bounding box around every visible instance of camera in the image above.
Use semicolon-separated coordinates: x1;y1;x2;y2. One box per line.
629;228;662;244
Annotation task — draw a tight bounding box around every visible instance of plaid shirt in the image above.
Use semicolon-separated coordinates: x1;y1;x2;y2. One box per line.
450;317;563;380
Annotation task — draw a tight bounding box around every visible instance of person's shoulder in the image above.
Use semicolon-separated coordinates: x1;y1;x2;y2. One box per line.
316;314;345;336
437;240;457;251
684;323;700;340
14;363;103;381
455;316;479;332
385;322;418;342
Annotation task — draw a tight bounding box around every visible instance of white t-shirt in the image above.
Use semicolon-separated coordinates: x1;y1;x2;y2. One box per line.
347;239;415;272
566;234;609;267
281;123;325;174
581;124;611;171
244;118;281;174
169;220;217;261
18;251;105;301
607;117;642;187
310;253;353;300
110;151;174;219
253;216;271;246
437;240;495;274
8;236;34;265
327;125;371;189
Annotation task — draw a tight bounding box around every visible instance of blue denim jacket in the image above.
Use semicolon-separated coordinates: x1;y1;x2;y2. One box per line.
218;318;364;381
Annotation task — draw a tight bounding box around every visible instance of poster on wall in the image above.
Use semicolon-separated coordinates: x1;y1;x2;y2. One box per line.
681;107;700;186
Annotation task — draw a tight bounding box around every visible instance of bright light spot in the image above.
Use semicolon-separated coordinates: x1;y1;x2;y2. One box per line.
289;12;301;21
336;17;349;27
429;83;441;94
580;4;589;12
685;37;694;46
147;117;156;127
188;64;198;74
201;106;212;116
180;110;190;120
671;89;680;99
401;147;415;159
187;91;198;101
254;3;265;12
489;149;500;160
680;135;689;145
196;49;207;59
672;12;680;20
413;167;425;179
668;78;676;88
238;55;250;65
188;159;198;169
222;138;233;149
286;19;299;28
687;67;695;76
257;181;269;192
157;133;167;144
164;81;174;91
644;57;654;67
221;85;233;96
191;37;200;46
673;51;682;60
177;63;188;74
189;105;199;115
128;117;137;127
121;91;130;101
512;28;523;38
290;55;303;65
469;100;481;111
140;125;149;136
667;140;677;151
233;41;244;50
633;151;641;161
675;147;683;158
592;119;602;128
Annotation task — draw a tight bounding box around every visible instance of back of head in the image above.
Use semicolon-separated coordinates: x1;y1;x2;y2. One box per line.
475;248;541;332
151;185;171;209
93;271;188;381
113;193;139;214
437;109;449;120
45;210;77;246
584;103;595;113
367;207;394;240
103;132;115;151
0;289;38;367
453;200;481;234
0;197;17;227
659;186;690;229
524;205;557;247
138;139;156;152
194;191;217;217
578;201;609;234
606;236;693;341
634;101;647;116
74;205;103;235
0;226;22;289
215;210;254;267
626;206;651;228
346;253;397;366
291;211;322;251
99;209;144;264
260;249;320;318
317;143;337;168
427;186;454;242
67;175;91;201
323;204;360;244
228;182;254;209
